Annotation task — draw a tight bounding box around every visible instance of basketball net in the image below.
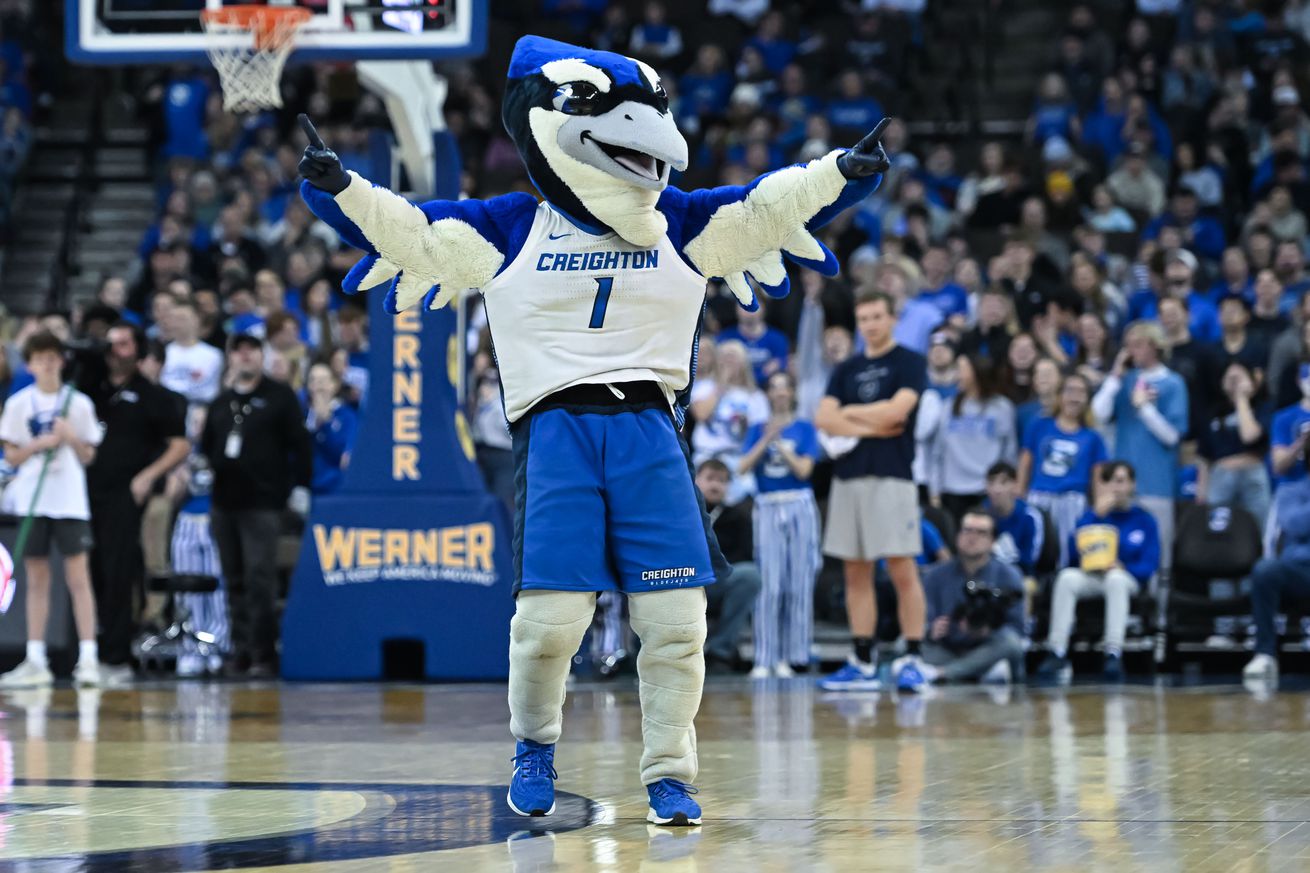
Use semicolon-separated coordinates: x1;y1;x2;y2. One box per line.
200;6;312;113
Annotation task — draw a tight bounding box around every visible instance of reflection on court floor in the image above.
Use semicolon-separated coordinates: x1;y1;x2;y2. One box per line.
0;679;1307;871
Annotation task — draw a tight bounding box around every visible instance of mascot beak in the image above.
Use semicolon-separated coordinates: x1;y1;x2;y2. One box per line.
558;101;688;191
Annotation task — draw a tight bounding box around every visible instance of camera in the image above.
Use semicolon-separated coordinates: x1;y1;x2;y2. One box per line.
953;579;1015;632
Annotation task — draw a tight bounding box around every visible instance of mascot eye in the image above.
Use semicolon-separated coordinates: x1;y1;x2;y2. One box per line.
552;82;600;115
653;82;669;109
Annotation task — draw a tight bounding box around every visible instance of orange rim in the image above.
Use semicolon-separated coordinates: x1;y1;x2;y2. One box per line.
200;6;312;50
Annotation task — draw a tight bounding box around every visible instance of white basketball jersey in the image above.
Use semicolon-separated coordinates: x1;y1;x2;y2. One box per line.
480;203;709;423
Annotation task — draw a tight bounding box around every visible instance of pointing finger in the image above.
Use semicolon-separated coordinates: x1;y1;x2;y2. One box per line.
298;113;326;149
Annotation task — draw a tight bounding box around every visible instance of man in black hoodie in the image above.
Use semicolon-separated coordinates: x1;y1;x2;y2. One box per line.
201;332;312;676
694;460;762;673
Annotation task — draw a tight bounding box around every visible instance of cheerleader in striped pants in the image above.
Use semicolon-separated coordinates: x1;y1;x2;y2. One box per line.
1018;373;1109;566
738;373;822;678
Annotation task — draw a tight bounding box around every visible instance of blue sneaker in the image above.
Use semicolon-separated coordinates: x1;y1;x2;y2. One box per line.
508;739;557;816
817;656;881;691
1035;653;1072;686
1102;652;1124;682
646;779;702;826
892;654;928;693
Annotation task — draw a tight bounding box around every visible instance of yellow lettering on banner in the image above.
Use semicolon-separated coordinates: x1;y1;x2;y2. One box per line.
413;529;439;565
447;334;459;387
395;309;421;332
393;445;419;480
468;523;494;570
441;527;466;567
393;371;421;406
384;529;409;565
314;525;357;571
394;335;420;369
395;407;420;442
357;529;382;568
454;410;475;461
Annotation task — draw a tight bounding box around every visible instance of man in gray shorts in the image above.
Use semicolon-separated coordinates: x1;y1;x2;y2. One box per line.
815;290;929;692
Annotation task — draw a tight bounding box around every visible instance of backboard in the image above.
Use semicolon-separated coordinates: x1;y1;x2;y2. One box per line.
67;0;486;64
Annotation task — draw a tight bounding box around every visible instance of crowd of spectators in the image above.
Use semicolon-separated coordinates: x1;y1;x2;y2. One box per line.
0;0;44;234
0;0;1309;686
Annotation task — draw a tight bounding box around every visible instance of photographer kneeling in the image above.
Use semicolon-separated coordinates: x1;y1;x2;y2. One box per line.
918;508;1026;684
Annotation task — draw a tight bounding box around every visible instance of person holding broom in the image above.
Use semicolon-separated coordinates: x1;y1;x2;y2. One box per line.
0;331;104;688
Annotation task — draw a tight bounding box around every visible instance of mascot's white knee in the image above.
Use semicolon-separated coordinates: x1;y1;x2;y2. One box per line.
509;590;596;660
628;588;708;655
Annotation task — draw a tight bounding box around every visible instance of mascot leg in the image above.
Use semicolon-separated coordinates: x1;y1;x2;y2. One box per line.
508;589;596;743
628;587;708;786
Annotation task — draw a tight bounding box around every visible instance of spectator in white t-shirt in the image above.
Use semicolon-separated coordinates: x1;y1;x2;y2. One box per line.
161;297;224;405
0;331;105;689
691;339;768;499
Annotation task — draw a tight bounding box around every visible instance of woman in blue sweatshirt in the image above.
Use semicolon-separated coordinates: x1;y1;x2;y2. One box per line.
304;362;358;495
1036;460;1160;684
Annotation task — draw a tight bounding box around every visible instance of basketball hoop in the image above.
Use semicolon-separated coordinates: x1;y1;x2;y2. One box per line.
200;5;312;113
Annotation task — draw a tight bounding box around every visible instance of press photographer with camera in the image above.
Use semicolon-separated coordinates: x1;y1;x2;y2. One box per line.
917;508;1026;685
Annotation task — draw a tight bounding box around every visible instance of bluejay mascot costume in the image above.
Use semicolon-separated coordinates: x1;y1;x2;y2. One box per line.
299;35;889;826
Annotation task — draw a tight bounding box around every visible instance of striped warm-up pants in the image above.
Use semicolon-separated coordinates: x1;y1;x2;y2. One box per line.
752;489;822;668
1028;490;1086;568
170;512;231;657
590;591;628;660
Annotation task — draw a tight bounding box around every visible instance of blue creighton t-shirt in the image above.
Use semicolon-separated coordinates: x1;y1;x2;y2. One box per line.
825;344;927;482
743;419;820;493
1024;417;1108;495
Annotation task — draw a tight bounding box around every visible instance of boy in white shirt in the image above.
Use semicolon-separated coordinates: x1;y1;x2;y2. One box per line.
0;331;105;688
161;297;224;405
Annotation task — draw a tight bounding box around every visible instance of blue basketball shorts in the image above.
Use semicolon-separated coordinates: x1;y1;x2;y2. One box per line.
510;384;730;595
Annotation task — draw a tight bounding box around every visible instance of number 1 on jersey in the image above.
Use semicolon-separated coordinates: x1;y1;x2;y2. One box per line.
588;276;614;329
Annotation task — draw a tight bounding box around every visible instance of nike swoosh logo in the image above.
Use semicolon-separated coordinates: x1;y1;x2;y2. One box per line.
548;232;572;240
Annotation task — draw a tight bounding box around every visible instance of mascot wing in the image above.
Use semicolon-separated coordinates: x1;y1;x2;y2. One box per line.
301;172;520;313
670;151;880;310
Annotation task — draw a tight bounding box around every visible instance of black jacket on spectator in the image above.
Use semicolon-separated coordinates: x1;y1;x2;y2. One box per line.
959;324;1013;361
201;376;312;511
706;498;753;564
1168;338;1223;439
86;373;186;494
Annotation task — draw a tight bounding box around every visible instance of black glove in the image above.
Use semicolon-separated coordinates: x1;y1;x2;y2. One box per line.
297;114;351;195
836;117;892;179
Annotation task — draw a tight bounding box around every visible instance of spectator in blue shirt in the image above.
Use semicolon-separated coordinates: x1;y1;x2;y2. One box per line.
718;300;789;387
1271;363;1310;489
627;1;682;62
984;462;1045;576
157;74;210;161
917;246;968;323
739;372;821;677
1127;252;1221;343
1081;77;1129;164
743;11;797;74
1037;460;1160;683
1142;187;1226;261
1020;372;1108;564
678;44;733;123
1243;475;1310;683
1026;74;1081;146
826;70;885;142
1274;241;1310;316
303;362;358;495
1092;321;1188;569
1208;246;1254;305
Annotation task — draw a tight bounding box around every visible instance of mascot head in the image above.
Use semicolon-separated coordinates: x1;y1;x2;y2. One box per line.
503;36;689;247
